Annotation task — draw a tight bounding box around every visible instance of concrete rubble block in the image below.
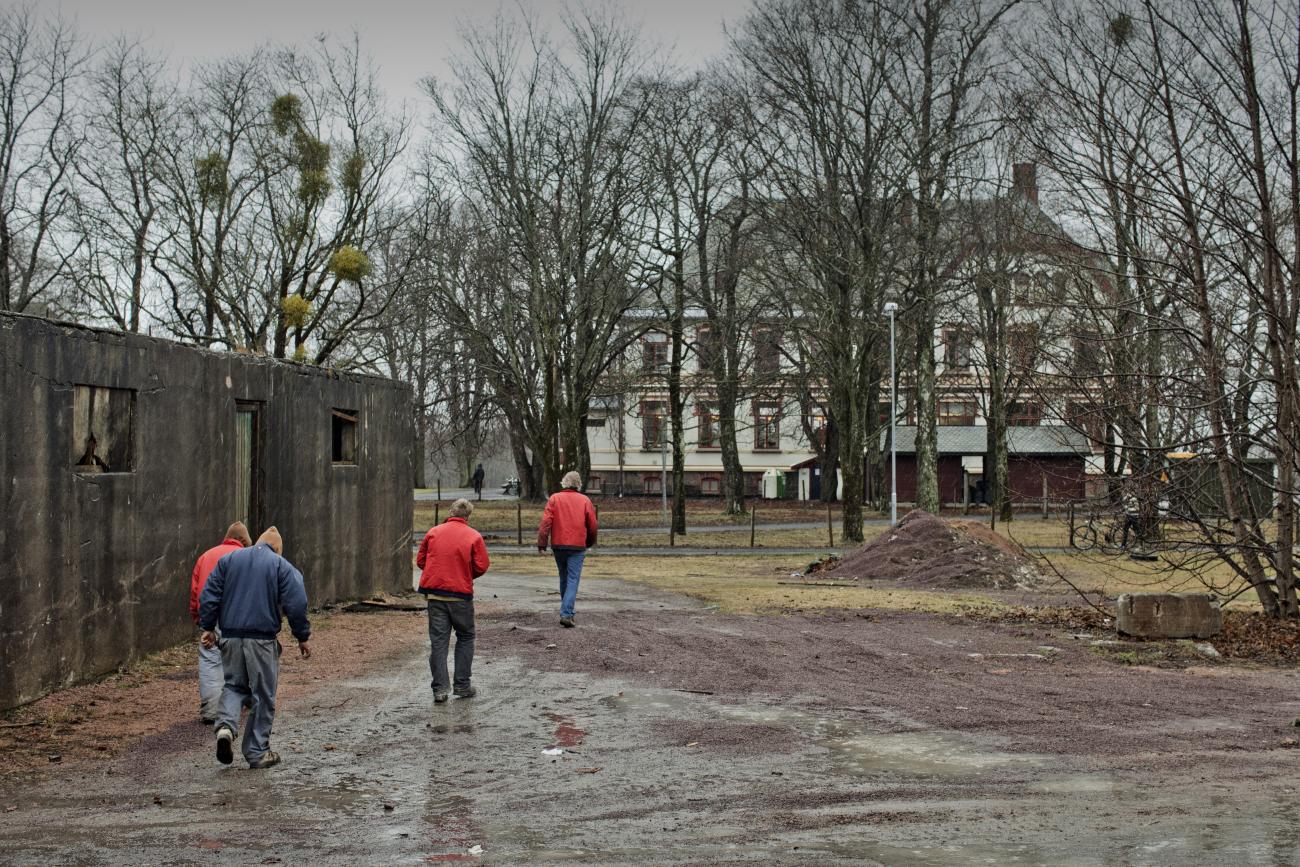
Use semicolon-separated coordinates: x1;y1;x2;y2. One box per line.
1115;593;1222;639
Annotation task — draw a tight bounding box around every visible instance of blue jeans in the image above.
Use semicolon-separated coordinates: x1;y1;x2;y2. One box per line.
215;637;280;763
427;599;475;693
553;549;585;618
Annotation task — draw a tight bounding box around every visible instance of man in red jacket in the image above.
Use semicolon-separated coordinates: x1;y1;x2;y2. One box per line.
189;521;252;722
416;498;490;703
537;471;598;628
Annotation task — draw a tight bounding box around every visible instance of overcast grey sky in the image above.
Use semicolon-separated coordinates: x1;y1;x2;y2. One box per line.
27;0;751;109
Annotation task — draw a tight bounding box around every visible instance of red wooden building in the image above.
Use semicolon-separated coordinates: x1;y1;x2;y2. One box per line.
881;425;1090;506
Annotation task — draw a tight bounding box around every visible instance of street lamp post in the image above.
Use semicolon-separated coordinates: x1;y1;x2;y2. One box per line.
885;301;899;525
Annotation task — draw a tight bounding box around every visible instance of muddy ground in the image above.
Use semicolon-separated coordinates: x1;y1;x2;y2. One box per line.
3;573;1300;865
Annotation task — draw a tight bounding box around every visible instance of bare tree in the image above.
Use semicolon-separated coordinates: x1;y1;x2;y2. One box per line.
889;0;1023;514
63;39;172;331
0;6;84;313
733;0;909;541
428;7;655;496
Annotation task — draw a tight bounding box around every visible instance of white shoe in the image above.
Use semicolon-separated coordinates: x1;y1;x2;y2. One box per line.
215;727;234;765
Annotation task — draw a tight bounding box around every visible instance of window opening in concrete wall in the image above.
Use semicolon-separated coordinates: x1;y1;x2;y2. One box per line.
332;409;358;464
73;385;135;473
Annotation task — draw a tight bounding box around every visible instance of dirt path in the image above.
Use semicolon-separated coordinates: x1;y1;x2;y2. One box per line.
3;574;1300;865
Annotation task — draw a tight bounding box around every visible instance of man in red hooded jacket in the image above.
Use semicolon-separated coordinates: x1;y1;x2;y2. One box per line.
189;521;251;722
416;498;490;703
537;471;598;628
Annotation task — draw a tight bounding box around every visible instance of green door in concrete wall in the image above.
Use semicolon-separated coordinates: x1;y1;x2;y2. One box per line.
234;403;262;533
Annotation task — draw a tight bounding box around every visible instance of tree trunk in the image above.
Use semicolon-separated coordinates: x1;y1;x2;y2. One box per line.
718;395;746;515
413;414;428;489
838;408;865;542
668;279;687;534
914;306;940;512
819;416;839;503
988;352;1011;523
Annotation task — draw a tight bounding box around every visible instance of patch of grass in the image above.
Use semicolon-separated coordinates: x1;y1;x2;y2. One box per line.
414;497;888;533
489;551;1007;616
1036;550;1257;607
594;528;845;549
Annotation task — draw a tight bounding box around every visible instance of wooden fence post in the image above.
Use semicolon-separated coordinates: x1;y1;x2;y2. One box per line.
1042;474;1049;520
750;507;756;548
516;500;523;546
827;500;834;547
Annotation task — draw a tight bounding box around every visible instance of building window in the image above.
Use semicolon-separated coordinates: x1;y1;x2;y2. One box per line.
1009;325;1039;370
696;325;719;370
1012;272;1034;305
700;475;721;495
1072;331;1103;375
73;385;135;473
943;328;972;371
641;332;669;372
802;402;828;449
587;474;603;493
753;327;780;375
585;416;606;428
938;400;977;426
1008;401;1042;426
697;401;720;449
643;474;662;494
332;409;358;464
754;401;781;450
640;400;666;449
1067;401;1105;443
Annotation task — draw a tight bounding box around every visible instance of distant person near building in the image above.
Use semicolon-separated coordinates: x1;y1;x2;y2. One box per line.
416;498;490;703
199;526;311;770
189;521;252;723
1121;486;1143;548
537;471;598;628
471;463;485;498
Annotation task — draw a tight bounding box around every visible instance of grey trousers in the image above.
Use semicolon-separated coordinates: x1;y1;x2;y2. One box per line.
427;599;475;694
197;631;224;720
215;637;280;762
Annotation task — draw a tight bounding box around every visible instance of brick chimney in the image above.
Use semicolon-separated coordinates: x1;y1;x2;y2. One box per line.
1012;162;1038;205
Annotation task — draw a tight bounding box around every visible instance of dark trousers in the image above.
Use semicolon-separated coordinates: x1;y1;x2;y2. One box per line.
427;598;475;693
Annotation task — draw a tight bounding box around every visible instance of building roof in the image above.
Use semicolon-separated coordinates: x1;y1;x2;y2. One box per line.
882;425;1091;456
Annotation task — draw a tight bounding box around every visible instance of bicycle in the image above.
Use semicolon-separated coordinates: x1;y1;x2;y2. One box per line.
1071;511;1141;553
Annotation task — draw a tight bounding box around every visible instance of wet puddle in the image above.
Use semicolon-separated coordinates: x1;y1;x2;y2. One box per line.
601;688;1043;779
819;725;1044;778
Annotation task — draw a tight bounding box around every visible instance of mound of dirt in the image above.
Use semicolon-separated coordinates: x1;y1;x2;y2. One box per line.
818;509;1042;590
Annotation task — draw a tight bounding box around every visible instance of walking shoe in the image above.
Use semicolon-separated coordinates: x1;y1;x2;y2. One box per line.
248;751;281;770
559;617;575;628
453;686;478;699
433;692;449;704
215;727;234;765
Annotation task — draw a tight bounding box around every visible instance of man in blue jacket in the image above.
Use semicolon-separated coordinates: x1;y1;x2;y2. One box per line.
198;526;311;769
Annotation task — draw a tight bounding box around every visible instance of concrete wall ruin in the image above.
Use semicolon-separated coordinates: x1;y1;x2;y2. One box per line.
0;313;413;710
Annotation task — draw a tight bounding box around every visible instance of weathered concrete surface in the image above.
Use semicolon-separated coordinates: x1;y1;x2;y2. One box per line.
1116;592;1223;639
0;312;413;710
2;574;1300;865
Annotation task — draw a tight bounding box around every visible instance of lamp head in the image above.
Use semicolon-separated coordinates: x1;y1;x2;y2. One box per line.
884;302;898;314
